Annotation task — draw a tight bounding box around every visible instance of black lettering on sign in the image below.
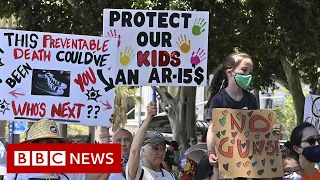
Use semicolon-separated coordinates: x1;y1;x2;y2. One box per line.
158;12;168;28
177;68;192;84
110;11;120;26
149;68;160;83
194;67;204;85
137;32;172;48
56;51;109;67
181;13;192;28
122;11;133;27
4;33;38;48
6;63;32;88
162;68;172;83
134;12;145;27
116;69;139;85
146;12;157;27
169;13;179;28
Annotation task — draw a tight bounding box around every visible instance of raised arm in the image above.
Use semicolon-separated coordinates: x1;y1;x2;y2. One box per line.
127;102;156;180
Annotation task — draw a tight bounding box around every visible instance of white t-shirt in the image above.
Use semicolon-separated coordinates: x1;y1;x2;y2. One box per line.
126;165;175;180
109;173;126;180
5;173;85;180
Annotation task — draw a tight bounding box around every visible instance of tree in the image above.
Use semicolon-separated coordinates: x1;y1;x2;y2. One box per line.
274;88;297;140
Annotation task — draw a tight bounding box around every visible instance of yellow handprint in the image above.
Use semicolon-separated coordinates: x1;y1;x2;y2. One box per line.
176;34;191;54
120;46;135;66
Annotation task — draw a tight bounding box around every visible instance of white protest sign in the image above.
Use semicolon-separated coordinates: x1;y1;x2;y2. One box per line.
0;29;117;127
304;94;320;130
103;9;209;91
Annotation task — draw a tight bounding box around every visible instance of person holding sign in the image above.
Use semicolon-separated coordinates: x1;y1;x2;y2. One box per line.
205;52;282;180
285;122;320;180
126;102;175;180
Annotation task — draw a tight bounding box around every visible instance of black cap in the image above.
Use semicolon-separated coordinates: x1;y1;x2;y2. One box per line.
143;131;170;146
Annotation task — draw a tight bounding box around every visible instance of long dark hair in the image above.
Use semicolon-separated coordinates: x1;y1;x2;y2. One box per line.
205;52;252;108
284;122;315;159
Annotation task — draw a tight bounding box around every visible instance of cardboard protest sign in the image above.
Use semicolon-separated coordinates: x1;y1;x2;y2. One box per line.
0;29;117;126
102;9;209;90
304;94;320;131
213;108;283;179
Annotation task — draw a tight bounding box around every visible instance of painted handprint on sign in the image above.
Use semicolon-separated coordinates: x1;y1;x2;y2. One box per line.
120;46;135;66
192;18;207;36
190;48;206;68
106;29;121;47
176;34;191;54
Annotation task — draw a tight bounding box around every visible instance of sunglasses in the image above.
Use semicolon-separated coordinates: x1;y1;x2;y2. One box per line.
301;135;320;146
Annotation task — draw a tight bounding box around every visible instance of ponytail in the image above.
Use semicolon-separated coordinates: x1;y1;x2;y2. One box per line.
205;64;227;108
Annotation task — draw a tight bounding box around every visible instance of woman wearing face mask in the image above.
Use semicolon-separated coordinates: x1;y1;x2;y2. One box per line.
287;122;320;180
204;52;283;180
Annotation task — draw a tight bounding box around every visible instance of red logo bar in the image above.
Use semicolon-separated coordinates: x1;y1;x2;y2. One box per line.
7;144;121;173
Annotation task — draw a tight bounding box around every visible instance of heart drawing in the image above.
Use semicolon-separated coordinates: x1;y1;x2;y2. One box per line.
231;131;238;138
236;112;241;120
255;133;260;139
272;168;277;172
219;116;226;127
258;169;264;175
216;132;221;138
261;159;266;166
223;163;229;171
247;111;253;117
265;133;270;138
221;130;226;135
270;159;275;165
244;131;249;137
252;161;257;167
248;155;253;160
247;170;252;176
231;139;235;144
236;162;242;168
268;113;274;121
243;161;249;167
222;110;228;116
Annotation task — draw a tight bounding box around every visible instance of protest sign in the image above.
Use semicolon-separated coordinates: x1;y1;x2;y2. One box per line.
304;94;320;131
0;29;117;126
213;108;283;179
102;9;209;90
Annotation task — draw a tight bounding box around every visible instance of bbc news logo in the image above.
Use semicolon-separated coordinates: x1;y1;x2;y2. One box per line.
7;144;121;173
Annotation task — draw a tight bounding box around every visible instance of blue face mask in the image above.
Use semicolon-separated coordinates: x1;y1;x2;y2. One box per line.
302;145;320;163
283;172;302;180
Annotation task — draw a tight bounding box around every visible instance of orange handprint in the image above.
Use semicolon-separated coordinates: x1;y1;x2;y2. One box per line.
176;34;191;54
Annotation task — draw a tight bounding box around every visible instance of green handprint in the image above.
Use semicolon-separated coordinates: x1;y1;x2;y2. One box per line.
192;18;207;36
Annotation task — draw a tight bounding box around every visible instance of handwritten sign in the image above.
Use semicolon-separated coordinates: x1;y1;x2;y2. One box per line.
0;29;117;126
212;108;283;179
304;94;320;131
102;9;209;91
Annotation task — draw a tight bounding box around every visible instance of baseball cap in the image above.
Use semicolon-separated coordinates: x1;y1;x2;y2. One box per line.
0;141;6;175
143;131;170;146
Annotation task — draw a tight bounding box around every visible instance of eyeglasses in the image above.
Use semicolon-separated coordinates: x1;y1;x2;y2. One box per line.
301;135;320;146
284;167;301;176
146;145;167;153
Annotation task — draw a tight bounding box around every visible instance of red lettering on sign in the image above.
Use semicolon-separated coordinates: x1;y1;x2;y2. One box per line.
218;137;233;158
249;115;270;133
74;67;96;92
51;102;85;119
231;114;246;133
137;50;181;67
237;139;250;158
12;101;46;117
14;48;51;62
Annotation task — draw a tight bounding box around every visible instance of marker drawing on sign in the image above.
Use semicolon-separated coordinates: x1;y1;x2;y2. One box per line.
9;89;25;98
176;34;191;54
192;18;207;36
190;48;206;68
106;29;121;47
87;105;100;119
85;87;102;102
74;67;97;92
0;100;10;115
101;100;112;110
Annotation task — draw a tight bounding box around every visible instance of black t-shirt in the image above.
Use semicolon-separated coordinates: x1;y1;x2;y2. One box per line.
164;150;178;171
204;89;258;180
206;89;258;121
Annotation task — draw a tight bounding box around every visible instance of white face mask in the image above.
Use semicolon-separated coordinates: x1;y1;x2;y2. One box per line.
283;172;302;180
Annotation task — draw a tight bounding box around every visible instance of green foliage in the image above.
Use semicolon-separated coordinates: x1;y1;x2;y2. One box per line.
274;88;296;140
67;124;88;135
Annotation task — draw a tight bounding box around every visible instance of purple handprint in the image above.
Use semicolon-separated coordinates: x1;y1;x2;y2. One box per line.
190;48;206;68
107;29;121;47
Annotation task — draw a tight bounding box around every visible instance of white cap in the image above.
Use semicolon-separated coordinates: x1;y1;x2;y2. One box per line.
0;141;6;175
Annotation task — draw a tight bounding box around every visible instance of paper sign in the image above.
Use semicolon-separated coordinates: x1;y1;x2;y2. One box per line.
212;108;283;179
102;9;209;90
304;94;320;131
0;29;117;126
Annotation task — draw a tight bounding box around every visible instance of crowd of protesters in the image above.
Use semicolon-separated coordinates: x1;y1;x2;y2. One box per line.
0;52;319;180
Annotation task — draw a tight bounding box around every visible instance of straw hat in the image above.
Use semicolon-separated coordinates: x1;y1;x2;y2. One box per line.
20;118;71;144
0;141;6;175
